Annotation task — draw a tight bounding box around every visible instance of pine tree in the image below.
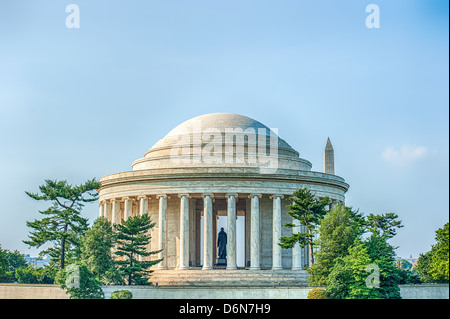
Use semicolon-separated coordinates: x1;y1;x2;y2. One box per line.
365;212;403;239
114;214;162;285
279;188;330;265
24;179;100;268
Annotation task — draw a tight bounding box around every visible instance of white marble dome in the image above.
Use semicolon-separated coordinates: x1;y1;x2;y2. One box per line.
132;113;312;171
150;112;297;155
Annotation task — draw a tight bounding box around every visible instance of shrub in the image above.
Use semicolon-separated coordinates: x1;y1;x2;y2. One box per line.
110;290;133;299
56;262;104;299
15;267;36;284
307;288;327;299
15;266;57;284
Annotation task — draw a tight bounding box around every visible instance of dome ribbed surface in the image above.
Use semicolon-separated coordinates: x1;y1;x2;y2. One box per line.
148;113;298;157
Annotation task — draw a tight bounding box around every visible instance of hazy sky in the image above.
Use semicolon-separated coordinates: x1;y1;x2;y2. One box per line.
0;1;448;259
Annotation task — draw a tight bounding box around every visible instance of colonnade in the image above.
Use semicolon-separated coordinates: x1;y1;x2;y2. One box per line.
98;193;324;271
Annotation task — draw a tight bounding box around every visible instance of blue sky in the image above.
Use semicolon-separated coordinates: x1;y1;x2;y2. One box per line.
0;0;448;259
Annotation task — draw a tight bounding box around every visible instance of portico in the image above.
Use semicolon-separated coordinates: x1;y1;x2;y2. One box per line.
99;192;323;271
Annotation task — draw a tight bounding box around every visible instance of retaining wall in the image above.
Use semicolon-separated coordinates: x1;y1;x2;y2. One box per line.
0;283;69;299
1;283;448;299
399;284;449;299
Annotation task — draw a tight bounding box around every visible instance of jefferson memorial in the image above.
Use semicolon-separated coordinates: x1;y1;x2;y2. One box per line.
98;113;349;285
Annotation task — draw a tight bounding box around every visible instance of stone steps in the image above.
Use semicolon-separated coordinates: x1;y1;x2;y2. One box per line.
149;269;309;287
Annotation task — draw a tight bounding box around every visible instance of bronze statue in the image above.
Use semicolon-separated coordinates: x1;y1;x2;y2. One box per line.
217;227;227;259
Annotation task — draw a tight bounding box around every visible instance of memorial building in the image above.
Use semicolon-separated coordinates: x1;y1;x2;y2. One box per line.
98;113;349;285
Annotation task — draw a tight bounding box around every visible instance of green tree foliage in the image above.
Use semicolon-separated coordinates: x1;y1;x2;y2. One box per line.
0;246;11;283
114;214;162;285
79;217;123;284
56;262;104;299
24;179;100;268
15;266;57;284
307;288;327;299
309;206;405;299
279;188;330;265
345;215;403;299
326;239;383;299
361;213;404;298
416;250;435;283
416;222;449;283
308;204;364;285
0;246;28;282
430;222;449;281
365;213;403;239
397;259;413;271
364;234;402;298
110;290;133;299
5;250;28;272
396;260;421;284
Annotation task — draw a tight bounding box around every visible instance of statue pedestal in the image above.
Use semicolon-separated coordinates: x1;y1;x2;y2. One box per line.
216;258;227;266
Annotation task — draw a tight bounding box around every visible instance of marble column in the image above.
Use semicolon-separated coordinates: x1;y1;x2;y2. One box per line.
291;218;302;270
157;194;168;269
301;225;309;269
104;200;111;221
178;194;190;270
330;199;338;210
226;193;238;270
202;193;214;270
123;197;132;221
137;196;149;262
111;199;119;225
271;194;284;270
138;195;149;216
249;194;262;270
98;201;104;218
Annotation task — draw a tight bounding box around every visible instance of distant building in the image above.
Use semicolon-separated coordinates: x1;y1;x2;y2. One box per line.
24;254;50;268
395;255;418;268
405;255;418;266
